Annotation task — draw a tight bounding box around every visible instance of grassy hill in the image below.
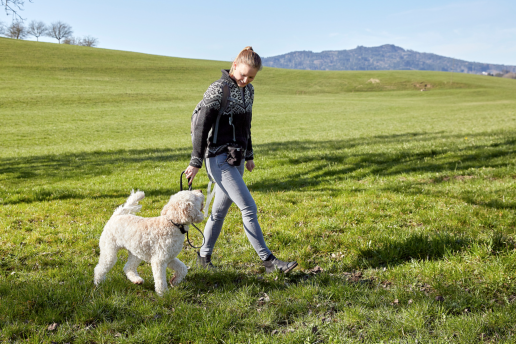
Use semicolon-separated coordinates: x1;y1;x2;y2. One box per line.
2;37;515;157
1;37;516;343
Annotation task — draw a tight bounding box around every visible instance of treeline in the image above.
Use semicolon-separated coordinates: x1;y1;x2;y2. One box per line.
0;20;98;47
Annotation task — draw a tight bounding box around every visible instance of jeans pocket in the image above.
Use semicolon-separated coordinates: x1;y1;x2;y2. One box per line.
216;153;228;168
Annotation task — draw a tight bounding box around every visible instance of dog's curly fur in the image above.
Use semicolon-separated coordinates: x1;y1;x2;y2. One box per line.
94;190;205;296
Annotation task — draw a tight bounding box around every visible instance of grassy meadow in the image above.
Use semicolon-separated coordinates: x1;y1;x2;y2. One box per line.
1;37;516;343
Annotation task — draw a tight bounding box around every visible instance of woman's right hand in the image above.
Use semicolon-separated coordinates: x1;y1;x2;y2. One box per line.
185;166;200;185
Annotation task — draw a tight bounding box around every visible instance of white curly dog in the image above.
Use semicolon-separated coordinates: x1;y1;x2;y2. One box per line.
94;189;205;296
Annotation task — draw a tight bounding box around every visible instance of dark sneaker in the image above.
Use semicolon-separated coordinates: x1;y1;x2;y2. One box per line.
263;254;298;274
197;251;216;269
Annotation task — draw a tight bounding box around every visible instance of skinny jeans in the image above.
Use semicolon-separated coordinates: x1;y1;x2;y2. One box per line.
199;153;272;260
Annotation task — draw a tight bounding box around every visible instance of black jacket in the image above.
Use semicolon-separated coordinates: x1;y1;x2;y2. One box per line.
189;70;254;168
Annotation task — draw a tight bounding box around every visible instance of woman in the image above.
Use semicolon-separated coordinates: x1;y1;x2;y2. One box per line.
185;47;298;273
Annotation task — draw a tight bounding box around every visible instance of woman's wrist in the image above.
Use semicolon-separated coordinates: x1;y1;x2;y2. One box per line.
189;157;203;168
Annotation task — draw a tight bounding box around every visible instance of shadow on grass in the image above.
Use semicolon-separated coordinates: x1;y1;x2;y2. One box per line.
1;130;515;205
0;265;337;331
353;233;469;268
0;187;190;206
248;132;516;192
379;183;516;210
2;249;514;341
0;147;191;181
352;231;515;269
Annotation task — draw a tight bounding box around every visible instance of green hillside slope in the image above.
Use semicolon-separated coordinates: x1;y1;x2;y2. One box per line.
1;37;515;158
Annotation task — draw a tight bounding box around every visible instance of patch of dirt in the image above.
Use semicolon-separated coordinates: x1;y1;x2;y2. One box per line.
343;270;374;284
367;78;380;84
381;280;392;289
454;175;475;181
428;175;475;183
308;266;324;274
413;82;434;91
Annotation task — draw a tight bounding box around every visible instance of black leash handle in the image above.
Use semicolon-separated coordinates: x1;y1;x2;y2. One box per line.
180;170;193;191
178;170;204;249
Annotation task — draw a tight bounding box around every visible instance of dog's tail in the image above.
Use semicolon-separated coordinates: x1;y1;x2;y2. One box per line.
113;190;145;216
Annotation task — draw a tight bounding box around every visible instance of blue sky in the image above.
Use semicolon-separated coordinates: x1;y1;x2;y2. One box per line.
2;0;516;65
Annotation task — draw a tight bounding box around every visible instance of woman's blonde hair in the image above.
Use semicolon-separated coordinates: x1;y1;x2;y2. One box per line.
229;46;263;74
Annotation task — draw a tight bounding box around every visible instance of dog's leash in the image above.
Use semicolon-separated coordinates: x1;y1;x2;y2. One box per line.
178;171;205;249
180;170;193;192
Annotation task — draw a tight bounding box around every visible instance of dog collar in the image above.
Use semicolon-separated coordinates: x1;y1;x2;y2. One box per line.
169;220;188;234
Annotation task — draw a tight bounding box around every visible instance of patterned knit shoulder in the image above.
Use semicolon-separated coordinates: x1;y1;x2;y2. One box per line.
202;81;224;109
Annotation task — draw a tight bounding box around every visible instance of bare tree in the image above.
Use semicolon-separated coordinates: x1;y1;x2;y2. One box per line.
62;36;80;45
47;21;72;43
7;21;27;39
62;35;99;47
80;36;98;47
1;0;33;20
0;21;6;36
26;20;46;41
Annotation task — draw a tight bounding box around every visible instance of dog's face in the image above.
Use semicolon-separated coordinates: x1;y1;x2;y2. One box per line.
161;190;205;224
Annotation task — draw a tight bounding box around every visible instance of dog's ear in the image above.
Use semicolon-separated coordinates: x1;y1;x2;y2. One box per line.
185;202;204;223
163;201;200;224
162;191;204;224
189;201;205;223
180;201;204;224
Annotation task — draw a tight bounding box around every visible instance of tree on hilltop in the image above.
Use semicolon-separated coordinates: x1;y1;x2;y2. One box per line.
81;36;98;47
62;36;80;45
63;35;99;47
0;21;6;36
7;21;27;39
47;21;72;43
1;0;33;20
27;20;46;41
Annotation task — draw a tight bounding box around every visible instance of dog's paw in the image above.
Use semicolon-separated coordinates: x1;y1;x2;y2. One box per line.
125;272;144;285
169;275;181;286
133;278;144;285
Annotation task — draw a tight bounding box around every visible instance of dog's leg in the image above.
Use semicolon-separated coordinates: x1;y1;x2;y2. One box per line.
150;259;168;296
123;252;144;285
94;244;118;285
168;258;188;286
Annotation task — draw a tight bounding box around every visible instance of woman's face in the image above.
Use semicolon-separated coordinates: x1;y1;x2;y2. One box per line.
231;63;258;88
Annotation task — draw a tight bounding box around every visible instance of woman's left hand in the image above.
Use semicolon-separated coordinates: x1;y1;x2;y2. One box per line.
246;160;255;172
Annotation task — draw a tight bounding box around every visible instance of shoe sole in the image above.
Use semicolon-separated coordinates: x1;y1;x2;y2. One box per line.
265;261;298;274
282;261;298;274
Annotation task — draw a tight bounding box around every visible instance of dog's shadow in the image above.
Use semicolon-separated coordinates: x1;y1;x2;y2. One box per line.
120;260;310;296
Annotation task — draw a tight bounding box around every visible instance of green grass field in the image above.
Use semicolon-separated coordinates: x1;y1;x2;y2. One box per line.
1;37;516;343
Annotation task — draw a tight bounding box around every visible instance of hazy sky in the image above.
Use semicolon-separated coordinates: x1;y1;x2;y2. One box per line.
3;0;516;65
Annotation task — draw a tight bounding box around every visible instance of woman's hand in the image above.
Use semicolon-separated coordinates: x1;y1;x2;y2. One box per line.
185;165;200;185
246;160;255;172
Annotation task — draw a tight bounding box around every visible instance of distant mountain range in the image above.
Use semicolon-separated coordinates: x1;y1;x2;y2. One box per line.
262;44;516;74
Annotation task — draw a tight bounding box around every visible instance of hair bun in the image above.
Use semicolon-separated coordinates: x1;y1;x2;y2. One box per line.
230;46;262;73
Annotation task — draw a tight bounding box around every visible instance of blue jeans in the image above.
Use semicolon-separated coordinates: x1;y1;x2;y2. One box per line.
199;153;272;260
